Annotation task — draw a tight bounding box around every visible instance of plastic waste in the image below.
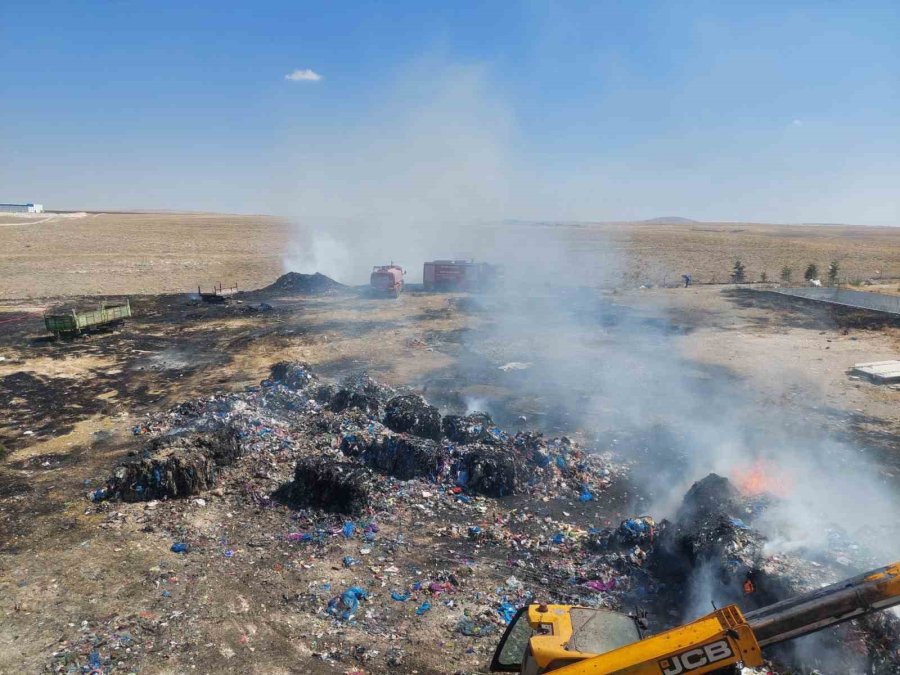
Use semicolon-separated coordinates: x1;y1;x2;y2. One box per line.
170;542;189;554
391;591;410;601
285;532;312;542
505;575;523;590
497;602;517;624
88;650;102;670
457;617;497;637
327;586;369;621
430;581;453;595
342;521;356;538
585;579;615;592
415;601;431;615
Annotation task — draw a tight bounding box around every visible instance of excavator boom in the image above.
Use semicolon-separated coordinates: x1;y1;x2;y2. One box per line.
745;561;900;647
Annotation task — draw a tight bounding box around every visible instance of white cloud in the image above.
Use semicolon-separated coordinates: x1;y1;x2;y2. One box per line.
791;119;803;126
285;69;322;82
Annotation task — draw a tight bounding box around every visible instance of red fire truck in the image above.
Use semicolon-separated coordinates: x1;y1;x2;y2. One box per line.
370;264;405;297
422;260;501;291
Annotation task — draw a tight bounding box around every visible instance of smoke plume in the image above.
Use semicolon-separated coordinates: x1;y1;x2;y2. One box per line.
277;56;899;578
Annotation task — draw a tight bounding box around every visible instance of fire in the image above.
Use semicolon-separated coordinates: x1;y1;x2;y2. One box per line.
732;459;792;497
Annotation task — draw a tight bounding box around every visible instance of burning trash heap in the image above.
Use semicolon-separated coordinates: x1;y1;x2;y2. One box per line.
74;362;899;675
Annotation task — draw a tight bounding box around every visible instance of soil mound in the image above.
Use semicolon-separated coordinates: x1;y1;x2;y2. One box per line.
263;272;346;295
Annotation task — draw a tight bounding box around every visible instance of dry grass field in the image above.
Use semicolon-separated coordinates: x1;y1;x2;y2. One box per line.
1;212;898;300
547;220;900;287
0;212;290;299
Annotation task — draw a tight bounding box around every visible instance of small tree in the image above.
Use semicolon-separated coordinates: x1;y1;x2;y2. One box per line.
828;260;839;286
780;266;793;283
731;259;746;283
760;271;768;283
804;263;818;281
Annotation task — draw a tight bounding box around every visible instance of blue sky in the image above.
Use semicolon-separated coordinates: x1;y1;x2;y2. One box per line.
2;1;898;224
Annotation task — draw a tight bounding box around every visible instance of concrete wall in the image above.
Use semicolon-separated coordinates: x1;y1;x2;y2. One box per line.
767;286;900;315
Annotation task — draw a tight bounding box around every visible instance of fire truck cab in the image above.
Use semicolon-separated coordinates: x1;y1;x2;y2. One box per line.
370;264;405;297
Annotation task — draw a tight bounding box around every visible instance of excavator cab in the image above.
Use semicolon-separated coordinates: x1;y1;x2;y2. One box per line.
491;605;643;674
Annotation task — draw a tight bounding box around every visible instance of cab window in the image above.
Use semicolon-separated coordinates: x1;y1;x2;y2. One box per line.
490;607;532;671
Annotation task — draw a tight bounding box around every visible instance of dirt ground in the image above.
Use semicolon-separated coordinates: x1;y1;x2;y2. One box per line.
1;214;899;674
0;212;289;298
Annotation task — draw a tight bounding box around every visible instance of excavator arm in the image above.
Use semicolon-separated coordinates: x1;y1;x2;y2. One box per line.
491;561;900;674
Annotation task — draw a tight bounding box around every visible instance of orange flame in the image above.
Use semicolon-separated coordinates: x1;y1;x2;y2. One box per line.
732;459;792;497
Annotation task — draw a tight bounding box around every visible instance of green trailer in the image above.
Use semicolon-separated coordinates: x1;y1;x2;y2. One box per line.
44;299;132;336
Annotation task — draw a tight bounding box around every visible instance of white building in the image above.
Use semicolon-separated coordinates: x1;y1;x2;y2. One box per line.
0;203;44;213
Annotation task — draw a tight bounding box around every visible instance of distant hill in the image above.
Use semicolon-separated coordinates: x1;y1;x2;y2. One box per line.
642;216;700;225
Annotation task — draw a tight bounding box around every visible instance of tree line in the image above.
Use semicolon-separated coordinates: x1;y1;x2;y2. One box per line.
730;260;841;285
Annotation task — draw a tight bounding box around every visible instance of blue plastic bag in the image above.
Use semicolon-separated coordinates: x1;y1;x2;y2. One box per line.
328;586;369;620
497;602;517;624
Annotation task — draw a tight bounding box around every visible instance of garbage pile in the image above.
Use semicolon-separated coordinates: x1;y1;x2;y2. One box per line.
102;427;244;501
83;364;897;674
83;361;632;672
383;394;442;440
648;474;900;674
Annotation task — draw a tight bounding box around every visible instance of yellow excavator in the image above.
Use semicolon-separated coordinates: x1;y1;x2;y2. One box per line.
490;561;900;674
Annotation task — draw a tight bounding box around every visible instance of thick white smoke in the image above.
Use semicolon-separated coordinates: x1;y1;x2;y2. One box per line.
278;60;519;284
275;57;899;571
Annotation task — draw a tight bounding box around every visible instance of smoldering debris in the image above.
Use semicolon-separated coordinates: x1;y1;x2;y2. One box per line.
104;428;244;501
653;473;766;580
329;372;396;416
268;360;317;390
645;473;900;673
342;432;444;481
288;458;375;515
84;362;900;675
442;411;497;444
457;444;523;497
383;394;442;440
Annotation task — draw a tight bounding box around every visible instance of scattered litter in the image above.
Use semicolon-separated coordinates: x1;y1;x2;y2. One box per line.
457;616;497;637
